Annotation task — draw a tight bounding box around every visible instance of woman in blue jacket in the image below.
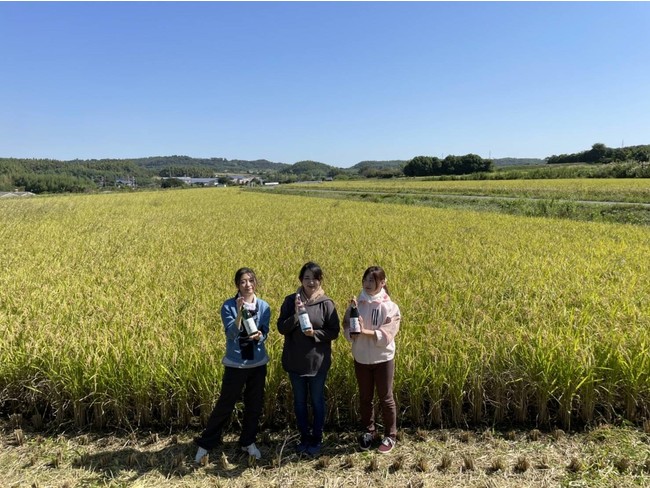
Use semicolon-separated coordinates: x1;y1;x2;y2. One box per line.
194;267;271;463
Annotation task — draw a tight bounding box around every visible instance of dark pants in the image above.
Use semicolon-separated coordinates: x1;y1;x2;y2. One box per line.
288;369;328;444
354;359;397;438
195;364;267;449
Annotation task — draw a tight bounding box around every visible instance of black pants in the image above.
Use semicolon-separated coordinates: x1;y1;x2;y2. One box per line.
195;364;267;449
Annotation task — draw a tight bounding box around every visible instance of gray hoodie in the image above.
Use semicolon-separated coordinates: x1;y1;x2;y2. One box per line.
277;292;340;376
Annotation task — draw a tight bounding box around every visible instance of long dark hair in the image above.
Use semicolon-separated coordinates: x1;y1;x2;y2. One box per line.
363;266;389;296
299;261;323;282
234;267;258;288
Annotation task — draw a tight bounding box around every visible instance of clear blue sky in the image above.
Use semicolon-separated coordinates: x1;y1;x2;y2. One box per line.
1;2;649;167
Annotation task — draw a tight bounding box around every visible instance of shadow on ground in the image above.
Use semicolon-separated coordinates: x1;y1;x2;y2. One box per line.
71;430;361;482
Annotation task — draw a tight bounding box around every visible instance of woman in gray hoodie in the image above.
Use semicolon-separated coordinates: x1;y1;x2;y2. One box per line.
277;261;340;457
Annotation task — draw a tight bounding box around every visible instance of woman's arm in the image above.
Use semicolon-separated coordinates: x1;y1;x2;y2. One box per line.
257;300;271;343
221;300;242;340
277;295;299;335
341;305;353;343
374;303;401;347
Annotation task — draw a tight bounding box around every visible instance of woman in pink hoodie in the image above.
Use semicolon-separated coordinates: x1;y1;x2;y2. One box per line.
343;266;401;454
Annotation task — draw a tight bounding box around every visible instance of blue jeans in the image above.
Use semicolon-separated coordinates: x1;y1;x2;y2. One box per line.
289;370;328;444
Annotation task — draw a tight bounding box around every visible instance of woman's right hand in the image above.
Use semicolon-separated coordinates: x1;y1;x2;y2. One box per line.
294;294;302;319
236;296;245;328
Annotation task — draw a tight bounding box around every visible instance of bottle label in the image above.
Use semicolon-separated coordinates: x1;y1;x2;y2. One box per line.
243;317;258;335
299;312;312;332
350;317;360;334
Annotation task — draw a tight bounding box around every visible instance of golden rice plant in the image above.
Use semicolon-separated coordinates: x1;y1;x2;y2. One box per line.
0;188;649;429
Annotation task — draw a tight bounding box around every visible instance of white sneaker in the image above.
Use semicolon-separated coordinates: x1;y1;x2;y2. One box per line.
194;447;208;464
242;443;261;460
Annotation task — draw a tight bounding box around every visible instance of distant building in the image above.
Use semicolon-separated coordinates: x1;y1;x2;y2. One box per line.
186;177;220;186
217;174;264;186
116;177;136;187
0;191;35;198
161;177;220;186
231;175;254;185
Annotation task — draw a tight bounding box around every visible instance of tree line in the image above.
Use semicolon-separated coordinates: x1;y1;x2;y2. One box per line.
2;143;649;194
547;143;650;165
403;154;493;177
0;159;155;193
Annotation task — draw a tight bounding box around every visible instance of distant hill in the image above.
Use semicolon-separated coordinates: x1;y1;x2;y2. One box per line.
351;158;543;170
350;160;407;170
5;148;648;194
131;155;291;173
279;160;337;179
2;156;547;179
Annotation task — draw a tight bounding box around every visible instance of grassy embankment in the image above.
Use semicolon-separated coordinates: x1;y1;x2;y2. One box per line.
265;177;650;225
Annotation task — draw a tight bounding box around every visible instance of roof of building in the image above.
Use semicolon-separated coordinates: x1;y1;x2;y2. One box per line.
0;191;36;198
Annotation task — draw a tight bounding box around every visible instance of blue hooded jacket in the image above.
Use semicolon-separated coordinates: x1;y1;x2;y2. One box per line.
220;294;271;368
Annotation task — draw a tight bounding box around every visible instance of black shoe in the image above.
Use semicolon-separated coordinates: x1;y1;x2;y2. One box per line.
296;441;309;454
358;432;373;450
306;442;322;457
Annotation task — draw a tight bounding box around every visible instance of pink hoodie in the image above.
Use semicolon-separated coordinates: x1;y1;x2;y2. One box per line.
343;289;401;365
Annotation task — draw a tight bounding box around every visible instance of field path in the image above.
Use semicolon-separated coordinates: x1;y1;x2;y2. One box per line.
268;187;650;207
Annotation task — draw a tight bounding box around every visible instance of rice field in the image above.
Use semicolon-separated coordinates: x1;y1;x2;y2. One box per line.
1;188;649;431
287;177;650;203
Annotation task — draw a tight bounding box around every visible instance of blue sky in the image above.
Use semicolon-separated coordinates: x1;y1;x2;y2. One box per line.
1;2;649;167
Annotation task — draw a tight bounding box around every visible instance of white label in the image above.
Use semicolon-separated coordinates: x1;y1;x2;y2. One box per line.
350;317;360;334
299;312;312;332
243;317;258;335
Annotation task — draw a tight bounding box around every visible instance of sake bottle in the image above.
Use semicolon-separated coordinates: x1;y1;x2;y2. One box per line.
296;294;313;333
349;298;360;336
241;306;258;336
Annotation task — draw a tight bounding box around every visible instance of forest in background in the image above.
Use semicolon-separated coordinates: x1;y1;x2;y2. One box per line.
1;143;648;194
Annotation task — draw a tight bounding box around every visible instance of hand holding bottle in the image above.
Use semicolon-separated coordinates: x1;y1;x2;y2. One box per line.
295;293;314;335
359;315;378;338
236;296;246;319
349;296;361;339
239;304;260;338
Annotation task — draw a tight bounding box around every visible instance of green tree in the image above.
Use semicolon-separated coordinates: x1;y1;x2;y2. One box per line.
633;148;650;164
160;178;187;188
585;143;610;163
403;156;433;176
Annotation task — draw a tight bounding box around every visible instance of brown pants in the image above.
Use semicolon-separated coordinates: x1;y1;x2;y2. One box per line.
354;359;397;438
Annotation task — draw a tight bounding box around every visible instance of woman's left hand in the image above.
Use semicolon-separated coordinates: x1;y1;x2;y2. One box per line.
249;331;262;341
359;317;374;337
